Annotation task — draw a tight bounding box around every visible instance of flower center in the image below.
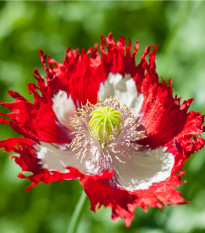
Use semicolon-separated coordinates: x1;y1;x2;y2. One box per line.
89;106;123;144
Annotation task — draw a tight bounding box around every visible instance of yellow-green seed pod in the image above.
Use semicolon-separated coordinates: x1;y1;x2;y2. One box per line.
89;106;123;144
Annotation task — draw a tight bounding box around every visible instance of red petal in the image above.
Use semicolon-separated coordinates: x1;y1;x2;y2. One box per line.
82;171;188;226
82;179;136;227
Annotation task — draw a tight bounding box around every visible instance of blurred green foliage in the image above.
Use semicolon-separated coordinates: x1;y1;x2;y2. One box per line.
0;1;205;233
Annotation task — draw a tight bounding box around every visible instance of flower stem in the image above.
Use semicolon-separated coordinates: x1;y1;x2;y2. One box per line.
67;190;87;233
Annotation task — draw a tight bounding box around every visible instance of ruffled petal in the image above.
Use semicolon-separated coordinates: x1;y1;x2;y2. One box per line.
82;170;187;227
0;92;71;144
138;79;190;148
0;137;113;190
82;178;137;227
132;46;202;149
50;46;107;106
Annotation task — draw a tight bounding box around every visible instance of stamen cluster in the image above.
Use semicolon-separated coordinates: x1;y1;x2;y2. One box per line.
69;97;146;171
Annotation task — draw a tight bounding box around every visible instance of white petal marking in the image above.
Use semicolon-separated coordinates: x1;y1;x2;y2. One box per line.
35;142;103;175
98;73;144;114
112;147;175;191
52;90;76;130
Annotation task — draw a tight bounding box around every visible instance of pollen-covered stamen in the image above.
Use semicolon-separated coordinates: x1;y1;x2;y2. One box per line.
68;102;96;162
89;106;123;144
68;97;146;175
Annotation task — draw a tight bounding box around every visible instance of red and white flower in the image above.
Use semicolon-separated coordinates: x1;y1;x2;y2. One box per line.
0;33;205;226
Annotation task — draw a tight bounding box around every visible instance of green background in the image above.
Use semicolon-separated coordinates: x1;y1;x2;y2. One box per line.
0;1;205;233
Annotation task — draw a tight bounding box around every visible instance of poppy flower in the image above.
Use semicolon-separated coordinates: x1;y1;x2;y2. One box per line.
0;33;204;226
